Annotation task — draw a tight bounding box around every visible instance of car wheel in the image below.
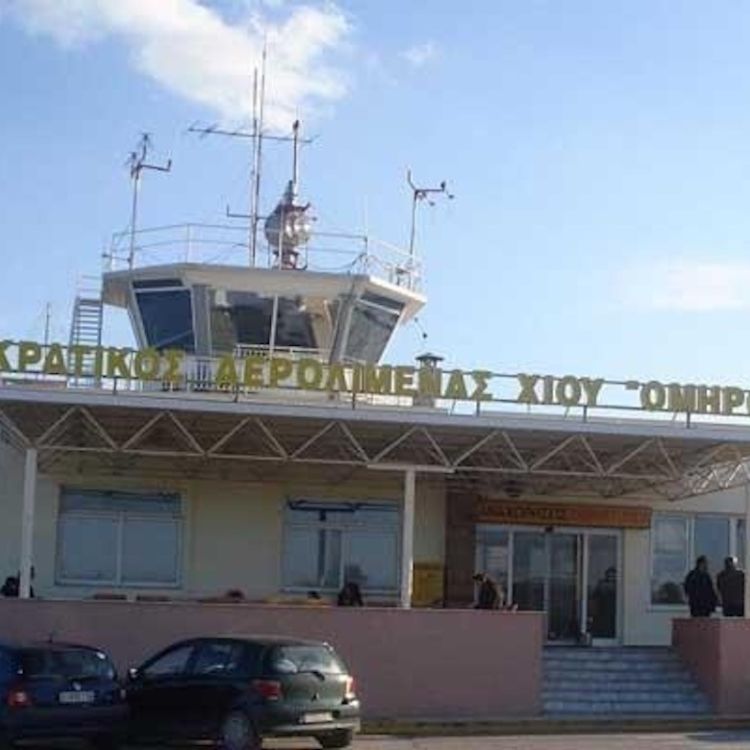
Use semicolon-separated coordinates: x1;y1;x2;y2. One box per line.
317;729;355;749
219;710;260;750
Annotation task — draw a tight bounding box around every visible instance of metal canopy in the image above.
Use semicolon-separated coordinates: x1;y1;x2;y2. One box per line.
2;388;750;500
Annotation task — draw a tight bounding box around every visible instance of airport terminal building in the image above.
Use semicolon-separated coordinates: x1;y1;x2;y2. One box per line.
4;167;750;719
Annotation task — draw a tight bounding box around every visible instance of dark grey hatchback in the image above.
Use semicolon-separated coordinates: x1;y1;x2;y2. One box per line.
126;636;361;750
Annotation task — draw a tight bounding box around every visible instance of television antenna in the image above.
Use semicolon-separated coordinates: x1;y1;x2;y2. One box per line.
188;46;312;266
407;169;454;260
127;133;172;268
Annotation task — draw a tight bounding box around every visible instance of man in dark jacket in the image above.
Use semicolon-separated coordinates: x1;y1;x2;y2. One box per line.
717;556;745;617
473;573;501;610
684;556;718;617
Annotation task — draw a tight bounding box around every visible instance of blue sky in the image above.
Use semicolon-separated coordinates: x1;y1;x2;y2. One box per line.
3;1;750;384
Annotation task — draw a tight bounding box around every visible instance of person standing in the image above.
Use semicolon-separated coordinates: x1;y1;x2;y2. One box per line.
684;556;718;617
717;556;745;617
473;573;502;610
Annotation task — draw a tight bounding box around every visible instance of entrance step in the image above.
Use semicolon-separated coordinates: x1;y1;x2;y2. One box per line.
543;647;712;716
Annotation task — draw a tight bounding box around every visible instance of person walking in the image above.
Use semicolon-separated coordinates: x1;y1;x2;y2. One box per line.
717;556;745;617
684;556;718;617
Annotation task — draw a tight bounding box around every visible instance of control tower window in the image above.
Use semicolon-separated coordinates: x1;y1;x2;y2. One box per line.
136;289;195;352
344;296;403;363
209;290;316;353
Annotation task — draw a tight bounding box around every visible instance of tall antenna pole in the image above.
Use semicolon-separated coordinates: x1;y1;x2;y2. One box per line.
291;119;300;200
406;169;454;261
127;133;172;269
252;43;268;267
43;303;51;347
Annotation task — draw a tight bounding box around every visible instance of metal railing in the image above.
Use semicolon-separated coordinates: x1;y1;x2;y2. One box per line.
103;223;423;292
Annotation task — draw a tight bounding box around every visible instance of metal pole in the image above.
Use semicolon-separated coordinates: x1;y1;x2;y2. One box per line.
19;448;38;599
408;192;418;261
269;294;280;358
400;468;417;609
128;170;140;269
744;483;750;618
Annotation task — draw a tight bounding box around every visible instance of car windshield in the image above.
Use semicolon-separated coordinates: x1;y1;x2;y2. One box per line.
21;648;116;680
267;645;346;676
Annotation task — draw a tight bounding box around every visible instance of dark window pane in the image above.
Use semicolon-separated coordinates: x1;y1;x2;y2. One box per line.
21;649;115;679
344;303;398;362
266;646;346;676
137;290;194;352
275;298;316;348
143;645;194;677
360;292;405;313
0;649;15;679
651;516;688;604
191;642;246;676
694;517;729;578
132;279;184;289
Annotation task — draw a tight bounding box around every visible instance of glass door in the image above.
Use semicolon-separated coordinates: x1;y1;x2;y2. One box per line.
585;533;619;644
546;533;582;642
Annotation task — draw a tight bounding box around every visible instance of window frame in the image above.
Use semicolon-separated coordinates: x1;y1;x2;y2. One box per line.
55;489;184;589
649;512;743;609
281;500;401;596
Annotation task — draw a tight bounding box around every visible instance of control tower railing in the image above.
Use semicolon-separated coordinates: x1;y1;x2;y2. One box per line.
103;223;423;292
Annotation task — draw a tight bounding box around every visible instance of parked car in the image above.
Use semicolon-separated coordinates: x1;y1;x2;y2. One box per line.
0;641;127;749
126;635;361;750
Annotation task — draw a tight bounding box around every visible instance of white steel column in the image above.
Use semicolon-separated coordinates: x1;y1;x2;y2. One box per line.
744;483;750;618
19;447;38;599
400;468;417;609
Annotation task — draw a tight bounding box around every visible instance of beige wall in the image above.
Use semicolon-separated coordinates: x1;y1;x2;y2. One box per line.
0;442;446;602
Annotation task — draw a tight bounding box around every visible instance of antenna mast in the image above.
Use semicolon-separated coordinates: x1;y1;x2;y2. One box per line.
127;133;172;269
406;169;454;261
189;46;311;268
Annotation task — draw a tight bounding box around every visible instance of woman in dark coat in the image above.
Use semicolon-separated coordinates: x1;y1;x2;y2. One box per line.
684;556;718;617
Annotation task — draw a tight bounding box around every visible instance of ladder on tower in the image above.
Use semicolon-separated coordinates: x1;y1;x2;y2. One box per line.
68;276;104;388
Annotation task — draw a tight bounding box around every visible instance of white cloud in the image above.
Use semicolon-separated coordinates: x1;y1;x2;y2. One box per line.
5;0;351;130
621;260;750;311
401;40;437;69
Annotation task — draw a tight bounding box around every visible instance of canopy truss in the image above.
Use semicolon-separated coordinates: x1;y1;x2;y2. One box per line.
2;392;750;500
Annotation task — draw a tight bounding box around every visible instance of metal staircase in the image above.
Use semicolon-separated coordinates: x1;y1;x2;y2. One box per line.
68;276;104;387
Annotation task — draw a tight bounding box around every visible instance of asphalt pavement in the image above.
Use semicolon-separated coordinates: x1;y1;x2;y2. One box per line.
262;731;750;749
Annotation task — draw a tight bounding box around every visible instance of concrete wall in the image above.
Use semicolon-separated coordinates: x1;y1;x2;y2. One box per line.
0;599;542;719
673;617;750;715
0;441;446;601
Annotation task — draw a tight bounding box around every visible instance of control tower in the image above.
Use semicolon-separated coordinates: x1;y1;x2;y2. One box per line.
98;122;426;378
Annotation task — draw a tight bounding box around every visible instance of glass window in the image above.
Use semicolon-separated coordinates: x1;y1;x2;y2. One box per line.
56;489;182;587
694;517;730;579
0;649;15;680
191;642;246;676
143;645;194;678
266;646;346;676
282;501;399;593
651;516;689;604
137;289;195;352
58;516;119;582
21;649;115;680
475;526;510;596
737;519;746;570
513;531;546;611
344;302;399;363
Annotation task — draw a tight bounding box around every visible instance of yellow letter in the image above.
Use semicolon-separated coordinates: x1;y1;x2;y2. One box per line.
269;357;293;387
243;356;265;389
133;348;161;380
18;341;42;372
555;376;582;407
394;366;417;397
697;385;722;414
667;383;697;413
363;365;393;395
580;378;604;407
470;370;493;402
42;343;67;376
723;387;746;416
162;350;184;383
517;374;539;404
68;345;92;377
443;370;468;400
325;363;348;392
640;381;666;411
417;367;442;399
215;356;239;387
106;347;132;379
0;340;13;371
297;358;324;390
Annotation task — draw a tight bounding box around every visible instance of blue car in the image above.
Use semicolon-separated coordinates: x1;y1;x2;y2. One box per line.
0;641;128;749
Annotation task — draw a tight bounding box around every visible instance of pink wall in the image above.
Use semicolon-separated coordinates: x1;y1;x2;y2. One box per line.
673;618;750;715
0;600;543;719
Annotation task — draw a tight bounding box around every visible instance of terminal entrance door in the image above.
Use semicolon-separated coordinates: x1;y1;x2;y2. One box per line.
476;527;621;644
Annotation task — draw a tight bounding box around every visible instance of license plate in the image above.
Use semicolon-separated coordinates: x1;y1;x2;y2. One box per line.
301;712;333;724
59;691;95;704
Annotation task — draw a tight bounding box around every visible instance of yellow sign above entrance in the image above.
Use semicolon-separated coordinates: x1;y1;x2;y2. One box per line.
4;338;750;416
